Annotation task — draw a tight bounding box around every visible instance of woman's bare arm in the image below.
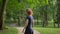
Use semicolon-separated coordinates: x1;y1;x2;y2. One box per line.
24;19;28;29
22;19;28;32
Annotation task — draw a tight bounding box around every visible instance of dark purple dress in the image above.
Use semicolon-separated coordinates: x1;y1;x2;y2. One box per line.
24;16;34;34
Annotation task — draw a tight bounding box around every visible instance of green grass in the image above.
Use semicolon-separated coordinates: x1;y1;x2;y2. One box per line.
34;27;60;34
0;27;18;34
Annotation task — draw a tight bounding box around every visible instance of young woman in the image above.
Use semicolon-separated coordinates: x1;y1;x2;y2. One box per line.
23;8;34;34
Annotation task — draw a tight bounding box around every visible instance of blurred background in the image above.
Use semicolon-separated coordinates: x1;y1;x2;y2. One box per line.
0;0;60;34
0;0;57;27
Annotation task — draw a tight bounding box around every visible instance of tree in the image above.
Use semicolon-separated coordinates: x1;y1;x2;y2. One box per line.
0;0;8;30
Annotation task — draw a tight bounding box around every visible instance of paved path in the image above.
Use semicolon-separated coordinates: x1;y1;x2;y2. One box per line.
16;27;41;34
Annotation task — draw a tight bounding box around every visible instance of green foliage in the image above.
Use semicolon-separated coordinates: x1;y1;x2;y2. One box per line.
0;0;57;26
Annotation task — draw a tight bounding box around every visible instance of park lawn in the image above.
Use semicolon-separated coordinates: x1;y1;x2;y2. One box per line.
34;27;60;34
0;27;18;34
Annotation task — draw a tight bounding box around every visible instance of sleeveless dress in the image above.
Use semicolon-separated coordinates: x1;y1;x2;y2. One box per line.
24;16;34;34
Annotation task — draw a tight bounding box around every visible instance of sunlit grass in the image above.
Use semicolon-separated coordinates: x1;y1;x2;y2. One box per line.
34;27;60;34
0;27;18;34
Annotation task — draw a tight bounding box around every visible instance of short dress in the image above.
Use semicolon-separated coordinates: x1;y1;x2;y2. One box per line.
24;16;34;34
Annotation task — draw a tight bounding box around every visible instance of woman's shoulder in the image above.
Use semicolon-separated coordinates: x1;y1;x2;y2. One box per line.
26;16;33;19
28;16;33;18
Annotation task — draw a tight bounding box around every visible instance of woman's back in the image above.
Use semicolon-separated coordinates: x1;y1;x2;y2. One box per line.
26;16;33;29
25;16;34;34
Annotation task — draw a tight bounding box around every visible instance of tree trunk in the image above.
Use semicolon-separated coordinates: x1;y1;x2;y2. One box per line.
44;11;48;26
57;0;60;28
18;0;21;3
42;5;48;27
0;0;7;30
42;11;48;27
18;11;22;26
18;16;21;26
42;11;45;27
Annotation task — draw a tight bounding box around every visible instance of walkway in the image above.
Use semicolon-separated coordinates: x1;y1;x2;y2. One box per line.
16;27;41;34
